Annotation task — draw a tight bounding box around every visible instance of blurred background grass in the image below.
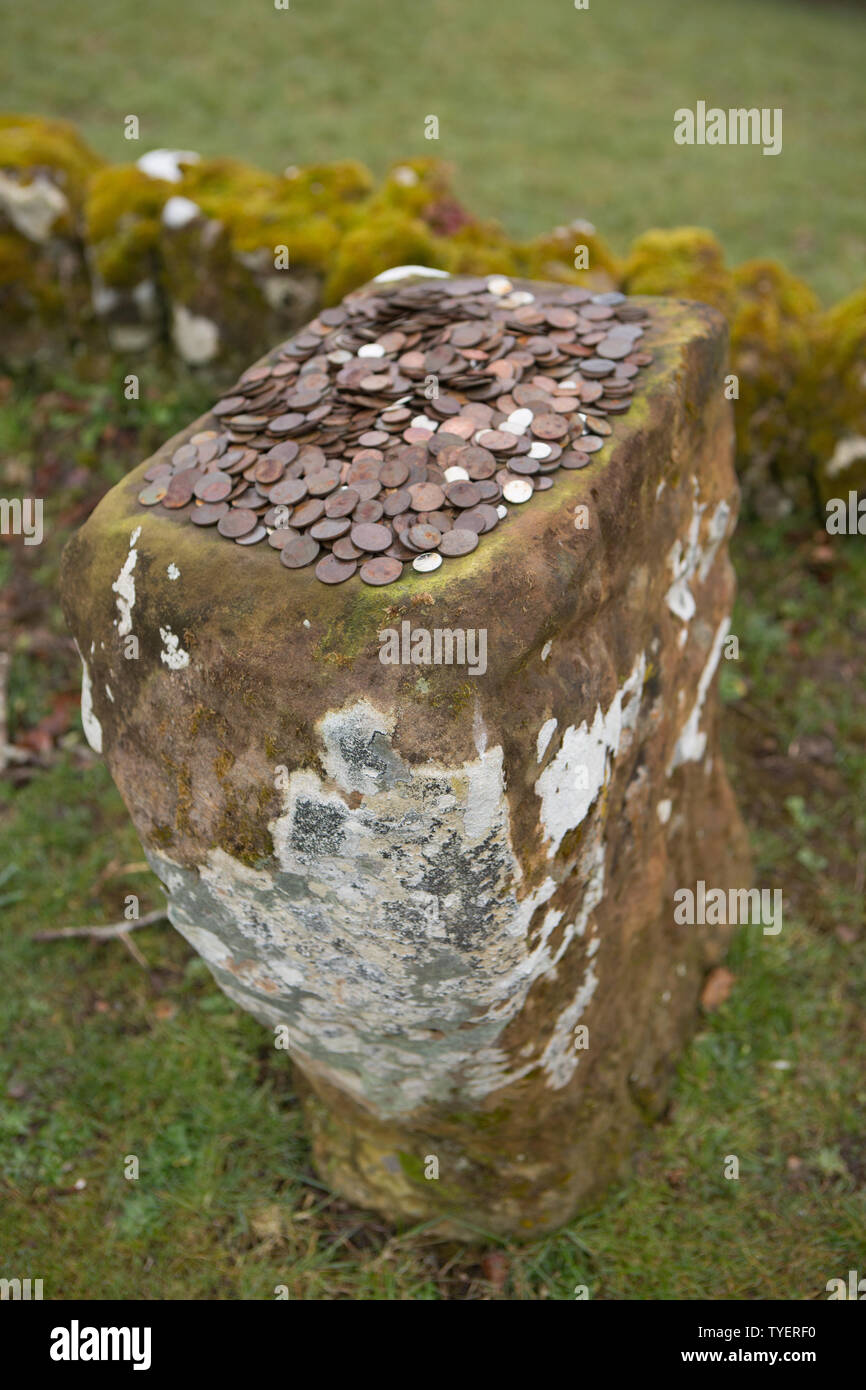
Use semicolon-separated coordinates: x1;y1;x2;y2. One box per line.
1;0;864;1300
1;0;864;299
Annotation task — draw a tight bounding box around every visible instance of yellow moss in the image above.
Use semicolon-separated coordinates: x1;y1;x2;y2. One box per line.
517;221;620;289
728;259;820;472
85;165;174;287
177;156;372;269
324;209;440;303
797;284;866;471
0;114;103;223
622;227;733;313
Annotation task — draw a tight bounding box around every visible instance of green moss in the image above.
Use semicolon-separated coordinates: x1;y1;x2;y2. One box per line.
323;208;440;303
0;114;103;225
518;221;620;287
85;165;174;288
798;284;866;469
622;227;733;313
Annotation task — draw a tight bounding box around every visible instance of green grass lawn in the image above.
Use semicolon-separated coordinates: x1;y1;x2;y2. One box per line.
0;372;864;1299
2;0;865;301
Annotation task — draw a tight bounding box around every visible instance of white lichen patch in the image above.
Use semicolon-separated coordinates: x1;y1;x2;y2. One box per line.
158;626;190;670
166;563;180;581
537;717;558;762
112;526;141;637
78;654;102;753
146;697;613;1115
668;616;730;772
666;482;732;625
171;304;219;365
534;652;646;859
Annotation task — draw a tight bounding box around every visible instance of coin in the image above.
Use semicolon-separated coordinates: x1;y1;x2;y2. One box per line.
413;553;442;573
281;536;320;568
218;508;257;538
316;555;357;584
190;501;229;525
502;477;534;504
438;528;479;556
134;277;654;587
360;557;403;585
351;522;392;553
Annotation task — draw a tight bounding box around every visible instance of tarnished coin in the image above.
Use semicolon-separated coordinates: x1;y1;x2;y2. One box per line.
306;469;340;497
379;457;410;488
460;505;499;533
235;524;267;545
190;501;229;525
332;537;364;561
268;478;307;506
407;524;441;551
560;450;591;469
325;487;360;518
315;555;357;584
281;536;320;568
351;522;392;553
438;528;479;556
194;471;232;502
292;498;326;528
310;517;351;541
360;556;403;586
444;481;481;509
218;508;257;538
138;482;167;506
268;527;300;548
409;482;446;512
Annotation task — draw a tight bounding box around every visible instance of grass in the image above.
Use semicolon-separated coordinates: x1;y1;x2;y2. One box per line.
1;0;865;301
0;371;864;1299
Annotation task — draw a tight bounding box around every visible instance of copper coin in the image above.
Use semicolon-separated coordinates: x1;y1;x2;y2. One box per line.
407;524;441;551
263;440;300;465
269;478;307;507
268;527;300;548
438;528;479;556
409;482;445;512
581;358;616;378
582;414;612;437
354;498;384;523
508;457;540;476
172;443;199;468
332;537;364;561
269;412;306;434
306;469;340;497
218;508;257;538
212;395;246;417
383;488;412;516
143;462;173;481
460;505;499;533
560;451;591;469
445;481;482;508
138;482;167;505
461;446;496;479
194;471;232;502
190;501;229;525
235;524;267;545
281;536;320;568
578;435;604;453
360;557;403;586
325;488;359;518
351;522;392;553
254;457;286;486
379;458;410;488
292;498;326;528
315;555;357;584
310;517;351;541
353;479;382;501
531;413;569;440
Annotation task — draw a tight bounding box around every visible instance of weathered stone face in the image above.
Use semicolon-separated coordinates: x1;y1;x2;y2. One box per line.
60;274;749;1237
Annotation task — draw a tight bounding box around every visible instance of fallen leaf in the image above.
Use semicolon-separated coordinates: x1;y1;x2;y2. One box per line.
701;966;736;1012
480;1250;509;1290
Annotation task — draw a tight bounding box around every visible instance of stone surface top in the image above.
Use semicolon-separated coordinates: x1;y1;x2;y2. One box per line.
134;272;654;587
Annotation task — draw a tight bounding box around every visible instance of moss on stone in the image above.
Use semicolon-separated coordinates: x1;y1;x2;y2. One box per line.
622;227;733;314
0;114;103;225
85;165;174;288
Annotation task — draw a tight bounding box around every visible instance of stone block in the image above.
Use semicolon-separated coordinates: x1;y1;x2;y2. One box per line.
60;272;749;1236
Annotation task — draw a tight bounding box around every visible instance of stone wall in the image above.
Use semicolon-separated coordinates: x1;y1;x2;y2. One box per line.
2;115;864;515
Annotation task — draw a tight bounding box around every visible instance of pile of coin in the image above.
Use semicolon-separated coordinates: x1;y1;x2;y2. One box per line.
137;276;652;586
